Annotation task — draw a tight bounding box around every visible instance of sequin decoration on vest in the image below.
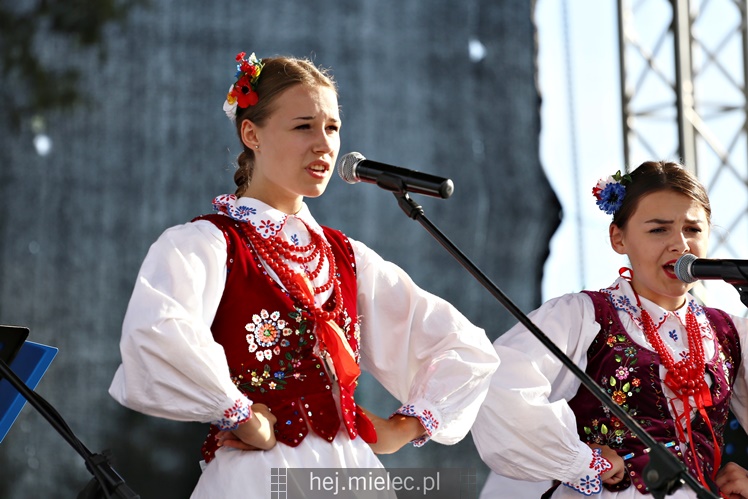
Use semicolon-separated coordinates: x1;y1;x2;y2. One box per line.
568;291;740;494
195;214;376;463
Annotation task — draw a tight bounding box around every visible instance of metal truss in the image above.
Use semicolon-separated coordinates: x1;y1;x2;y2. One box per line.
617;0;748;312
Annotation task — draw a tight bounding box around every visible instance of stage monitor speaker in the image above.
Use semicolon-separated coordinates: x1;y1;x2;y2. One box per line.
0;325;58;443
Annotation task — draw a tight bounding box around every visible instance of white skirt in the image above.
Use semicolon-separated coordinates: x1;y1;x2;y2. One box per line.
191;430;390;498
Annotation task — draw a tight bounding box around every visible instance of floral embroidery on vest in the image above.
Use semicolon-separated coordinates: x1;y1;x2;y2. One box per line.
570;291;741;494
233;310;308;393
194;211;367;462
230;307;355;394
245;309;293;361
583;332;644;447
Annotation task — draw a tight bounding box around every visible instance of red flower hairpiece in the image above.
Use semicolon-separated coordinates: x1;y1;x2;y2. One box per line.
223;52;264;122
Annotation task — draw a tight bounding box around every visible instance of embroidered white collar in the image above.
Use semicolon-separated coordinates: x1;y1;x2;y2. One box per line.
601;277;713;339
211;194;325;240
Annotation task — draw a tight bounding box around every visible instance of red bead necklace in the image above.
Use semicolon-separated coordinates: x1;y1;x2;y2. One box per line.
240;220;343;321
639;307;707;398
629;281;720;491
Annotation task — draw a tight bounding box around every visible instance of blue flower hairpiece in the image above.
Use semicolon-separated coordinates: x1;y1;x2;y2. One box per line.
592;170;631;215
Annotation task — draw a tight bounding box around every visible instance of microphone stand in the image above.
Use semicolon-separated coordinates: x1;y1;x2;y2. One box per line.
379;175;718;499
735;284;748;309
0;355;139;498
719;260;748;309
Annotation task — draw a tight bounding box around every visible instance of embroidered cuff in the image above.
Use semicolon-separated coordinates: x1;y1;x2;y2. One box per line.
212;398;253;431
562;448;612;496
394;401;441;447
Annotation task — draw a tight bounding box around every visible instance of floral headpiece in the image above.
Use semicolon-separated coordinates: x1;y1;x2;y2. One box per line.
592;170;632;215
223;52;264;122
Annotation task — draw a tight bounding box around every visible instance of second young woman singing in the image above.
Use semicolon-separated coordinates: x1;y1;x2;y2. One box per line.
473;161;748;498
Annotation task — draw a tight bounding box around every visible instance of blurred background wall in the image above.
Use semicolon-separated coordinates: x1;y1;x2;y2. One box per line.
0;0;558;497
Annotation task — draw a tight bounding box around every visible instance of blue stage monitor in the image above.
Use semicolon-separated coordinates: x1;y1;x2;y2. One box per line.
0;326;57;443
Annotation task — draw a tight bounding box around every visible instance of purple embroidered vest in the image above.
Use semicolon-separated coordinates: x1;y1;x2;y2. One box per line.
568;291;740;494
195;214;362;462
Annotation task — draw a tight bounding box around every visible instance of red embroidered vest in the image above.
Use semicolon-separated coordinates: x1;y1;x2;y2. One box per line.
195;214;364;463
569;291;741;494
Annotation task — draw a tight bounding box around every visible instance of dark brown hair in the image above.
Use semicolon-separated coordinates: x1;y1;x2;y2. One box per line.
231;56;338;196
612;160;711;229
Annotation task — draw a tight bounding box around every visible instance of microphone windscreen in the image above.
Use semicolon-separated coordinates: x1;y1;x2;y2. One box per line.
338;152;365;184
674;253;699;283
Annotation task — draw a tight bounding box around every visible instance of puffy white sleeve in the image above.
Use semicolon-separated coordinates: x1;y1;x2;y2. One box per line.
727;314;748;428
350;238;499;446
109;220;252;429
471;293;605;484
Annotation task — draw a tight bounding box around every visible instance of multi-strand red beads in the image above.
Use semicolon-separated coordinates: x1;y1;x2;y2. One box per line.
640;308;706;397
239;221;343;321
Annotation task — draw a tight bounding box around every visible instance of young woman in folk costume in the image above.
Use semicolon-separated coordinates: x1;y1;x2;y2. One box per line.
108;52;499;497
472;161;748;498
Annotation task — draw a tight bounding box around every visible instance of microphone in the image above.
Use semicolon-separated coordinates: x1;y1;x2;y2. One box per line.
674;253;748;285
337;152;454;199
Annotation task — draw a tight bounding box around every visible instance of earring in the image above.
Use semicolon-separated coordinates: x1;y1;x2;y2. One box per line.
254;145;259;149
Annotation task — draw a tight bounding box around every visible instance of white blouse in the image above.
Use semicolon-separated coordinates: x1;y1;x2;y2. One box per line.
109;195;499;498
473;277;748;499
